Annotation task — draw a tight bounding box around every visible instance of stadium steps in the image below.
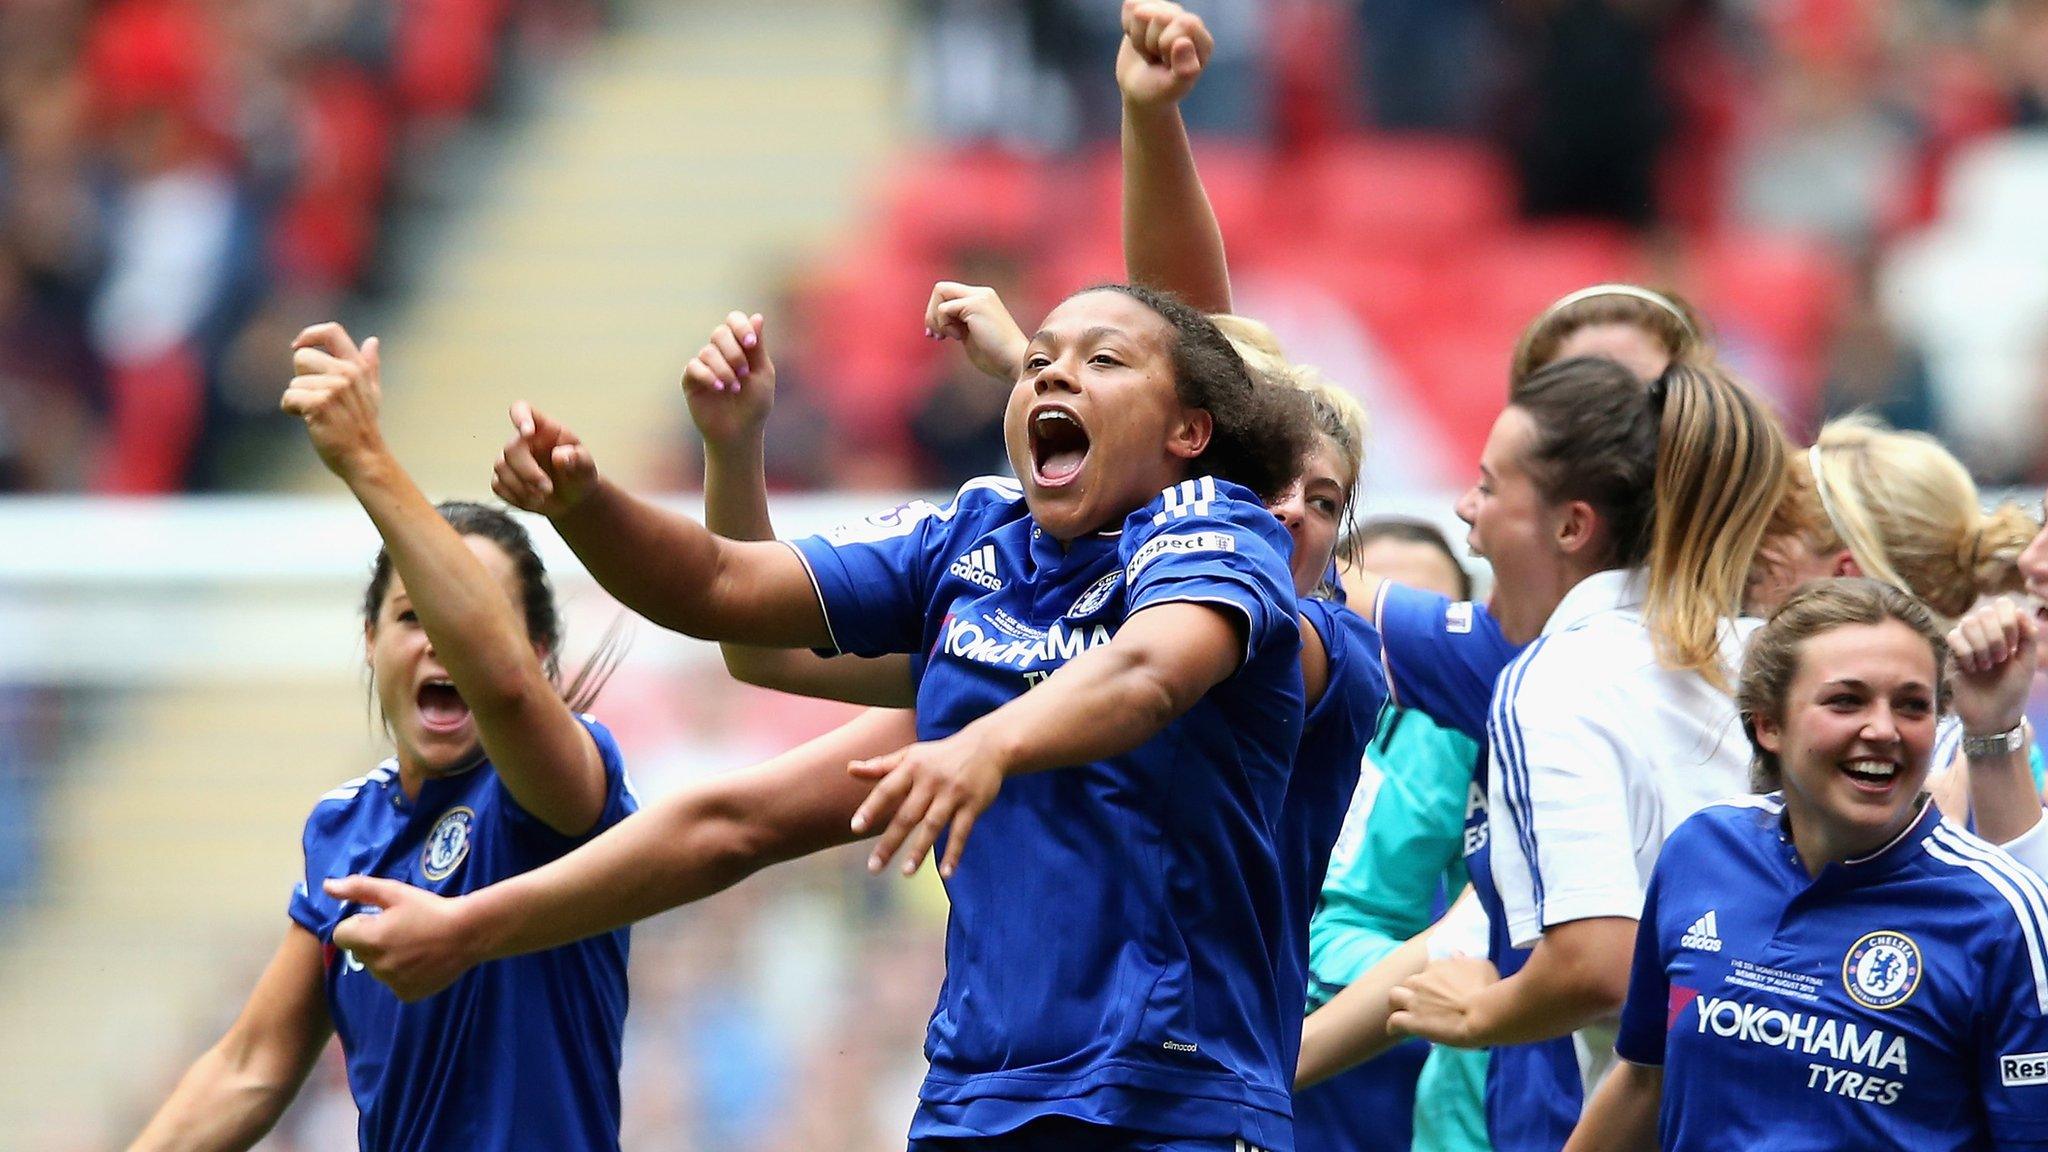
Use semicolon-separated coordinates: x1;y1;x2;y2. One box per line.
0;1;901;1146
366;0;904;497
0;681;381;1149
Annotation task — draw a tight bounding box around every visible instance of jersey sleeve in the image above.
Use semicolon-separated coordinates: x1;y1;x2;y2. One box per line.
494;714;641;843
1369;581;1518;741
1612;865;1672;1067
287;818;326;938
788;478;1015;658
1485;640;1644;948
1307;709;1478;1004
1971;857;2048;1149
1121;481;1297;664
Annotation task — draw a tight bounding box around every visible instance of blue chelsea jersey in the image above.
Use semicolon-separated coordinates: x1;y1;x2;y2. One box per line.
288;715;638;1152
792;475;1306;1150
1616;796;2048;1152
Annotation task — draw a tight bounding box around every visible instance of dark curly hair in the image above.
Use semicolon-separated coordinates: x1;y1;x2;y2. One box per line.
1076;283;1312;504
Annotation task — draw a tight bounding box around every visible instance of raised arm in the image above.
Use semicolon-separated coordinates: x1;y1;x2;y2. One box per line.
848;599;1245;878
491;401;829;648
1118;0;1231;313
328;707;920;1001
684;310;915;707
286;324;607;835
127;928;332;1151
1946;598;2047;855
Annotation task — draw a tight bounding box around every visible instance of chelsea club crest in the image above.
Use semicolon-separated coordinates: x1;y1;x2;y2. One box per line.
1843;930;1922;1011
421;806;477;883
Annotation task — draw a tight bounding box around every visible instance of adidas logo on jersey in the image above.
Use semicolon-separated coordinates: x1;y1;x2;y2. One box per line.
1681;910;1724;953
948;544;1003;591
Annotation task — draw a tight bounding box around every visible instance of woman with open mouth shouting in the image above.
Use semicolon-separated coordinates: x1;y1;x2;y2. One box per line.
328;283;1321;1152
128;324;637;1152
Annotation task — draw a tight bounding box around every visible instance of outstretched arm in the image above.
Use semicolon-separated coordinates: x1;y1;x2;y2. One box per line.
1118;0;1231;312
684;309;915;707
127;928;332;1151
286;324;607;835
1296;932;1430;1089
329;708;919;1001
492;402;830;648
848;600;1244;878
1390;916;1636;1049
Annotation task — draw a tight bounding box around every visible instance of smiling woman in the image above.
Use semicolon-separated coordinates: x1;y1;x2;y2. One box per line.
1567;578;2048;1152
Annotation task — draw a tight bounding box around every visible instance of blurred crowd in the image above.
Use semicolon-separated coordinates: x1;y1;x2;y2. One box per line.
0;0;608;494
785;0;2048;489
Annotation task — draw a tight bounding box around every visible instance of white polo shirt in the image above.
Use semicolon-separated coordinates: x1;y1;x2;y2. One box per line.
1485;568;1755;950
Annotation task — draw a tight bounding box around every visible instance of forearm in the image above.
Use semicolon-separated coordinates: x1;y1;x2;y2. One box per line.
964;630;1213;777
129;1048;296;1151
468;709;905;958
551;480;827;647
1460;921;1633;1047
702;438;774;542
1968;741;2045;846
1563;1060;1663;1152
345;453;543;705
1298;934;1429;1089
1121;100;1232;313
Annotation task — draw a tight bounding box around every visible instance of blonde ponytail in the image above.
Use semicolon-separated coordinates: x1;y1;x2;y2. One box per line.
1643;363;1791;691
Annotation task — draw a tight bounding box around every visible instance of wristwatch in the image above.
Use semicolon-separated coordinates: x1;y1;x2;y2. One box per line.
1962;719;2030;759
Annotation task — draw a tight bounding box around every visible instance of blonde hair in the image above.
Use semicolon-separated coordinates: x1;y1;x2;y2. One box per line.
1644;362;1791;691
1512;284;1709;385
1215;314;1372;585
1510;357;1788;691
1737;578;1951;790
1799;415;2038;620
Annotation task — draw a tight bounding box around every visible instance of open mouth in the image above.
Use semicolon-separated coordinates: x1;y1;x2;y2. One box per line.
1029;405;1090;489
416;678;472;735
1840;757;1900;794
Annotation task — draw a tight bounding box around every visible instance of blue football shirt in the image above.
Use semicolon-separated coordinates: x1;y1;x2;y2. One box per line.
289;715;638;1151
1616;795;2048;1151
792;475;1306;1150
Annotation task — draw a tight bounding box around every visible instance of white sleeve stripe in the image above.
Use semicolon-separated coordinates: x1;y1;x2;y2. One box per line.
1933;715;1965;772
1708;794;1785;814
1926;826;2048;1012
781;540;842;656
1493;642;1551;922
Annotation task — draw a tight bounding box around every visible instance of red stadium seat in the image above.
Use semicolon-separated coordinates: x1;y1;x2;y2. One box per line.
1282;134;1516;258
794;255;948;449
876;147;1047;261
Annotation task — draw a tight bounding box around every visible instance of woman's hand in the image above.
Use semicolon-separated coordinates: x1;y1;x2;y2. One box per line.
492;401;601;518
1387;955;1502;1047
326;876;485;1003
283;323;389;479
1116;0;1213;110
847;729;1007;879
925;281;1027;381
683;310;776;450
1948;597;2040;737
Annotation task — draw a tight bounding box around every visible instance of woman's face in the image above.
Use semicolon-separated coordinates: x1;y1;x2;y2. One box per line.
1747;532;1846;616
1455;406;1561;635
1006;291;1205;542
366;535;530;775
1267;433;1351;597
1552;322;1671;383
1755;619;1939;856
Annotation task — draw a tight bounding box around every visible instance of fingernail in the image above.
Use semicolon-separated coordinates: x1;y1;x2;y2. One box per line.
867;856;883;874
850;814;868;833
738;363;749;378
743;333;757;348
902;861;917;876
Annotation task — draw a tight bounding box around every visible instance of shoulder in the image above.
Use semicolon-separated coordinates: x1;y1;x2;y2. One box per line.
1678;793;1784;851
812;475;1025;548
1302;599;1387;686
1918;822;2048;992
301;758;397;850
1125;477;1288;549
